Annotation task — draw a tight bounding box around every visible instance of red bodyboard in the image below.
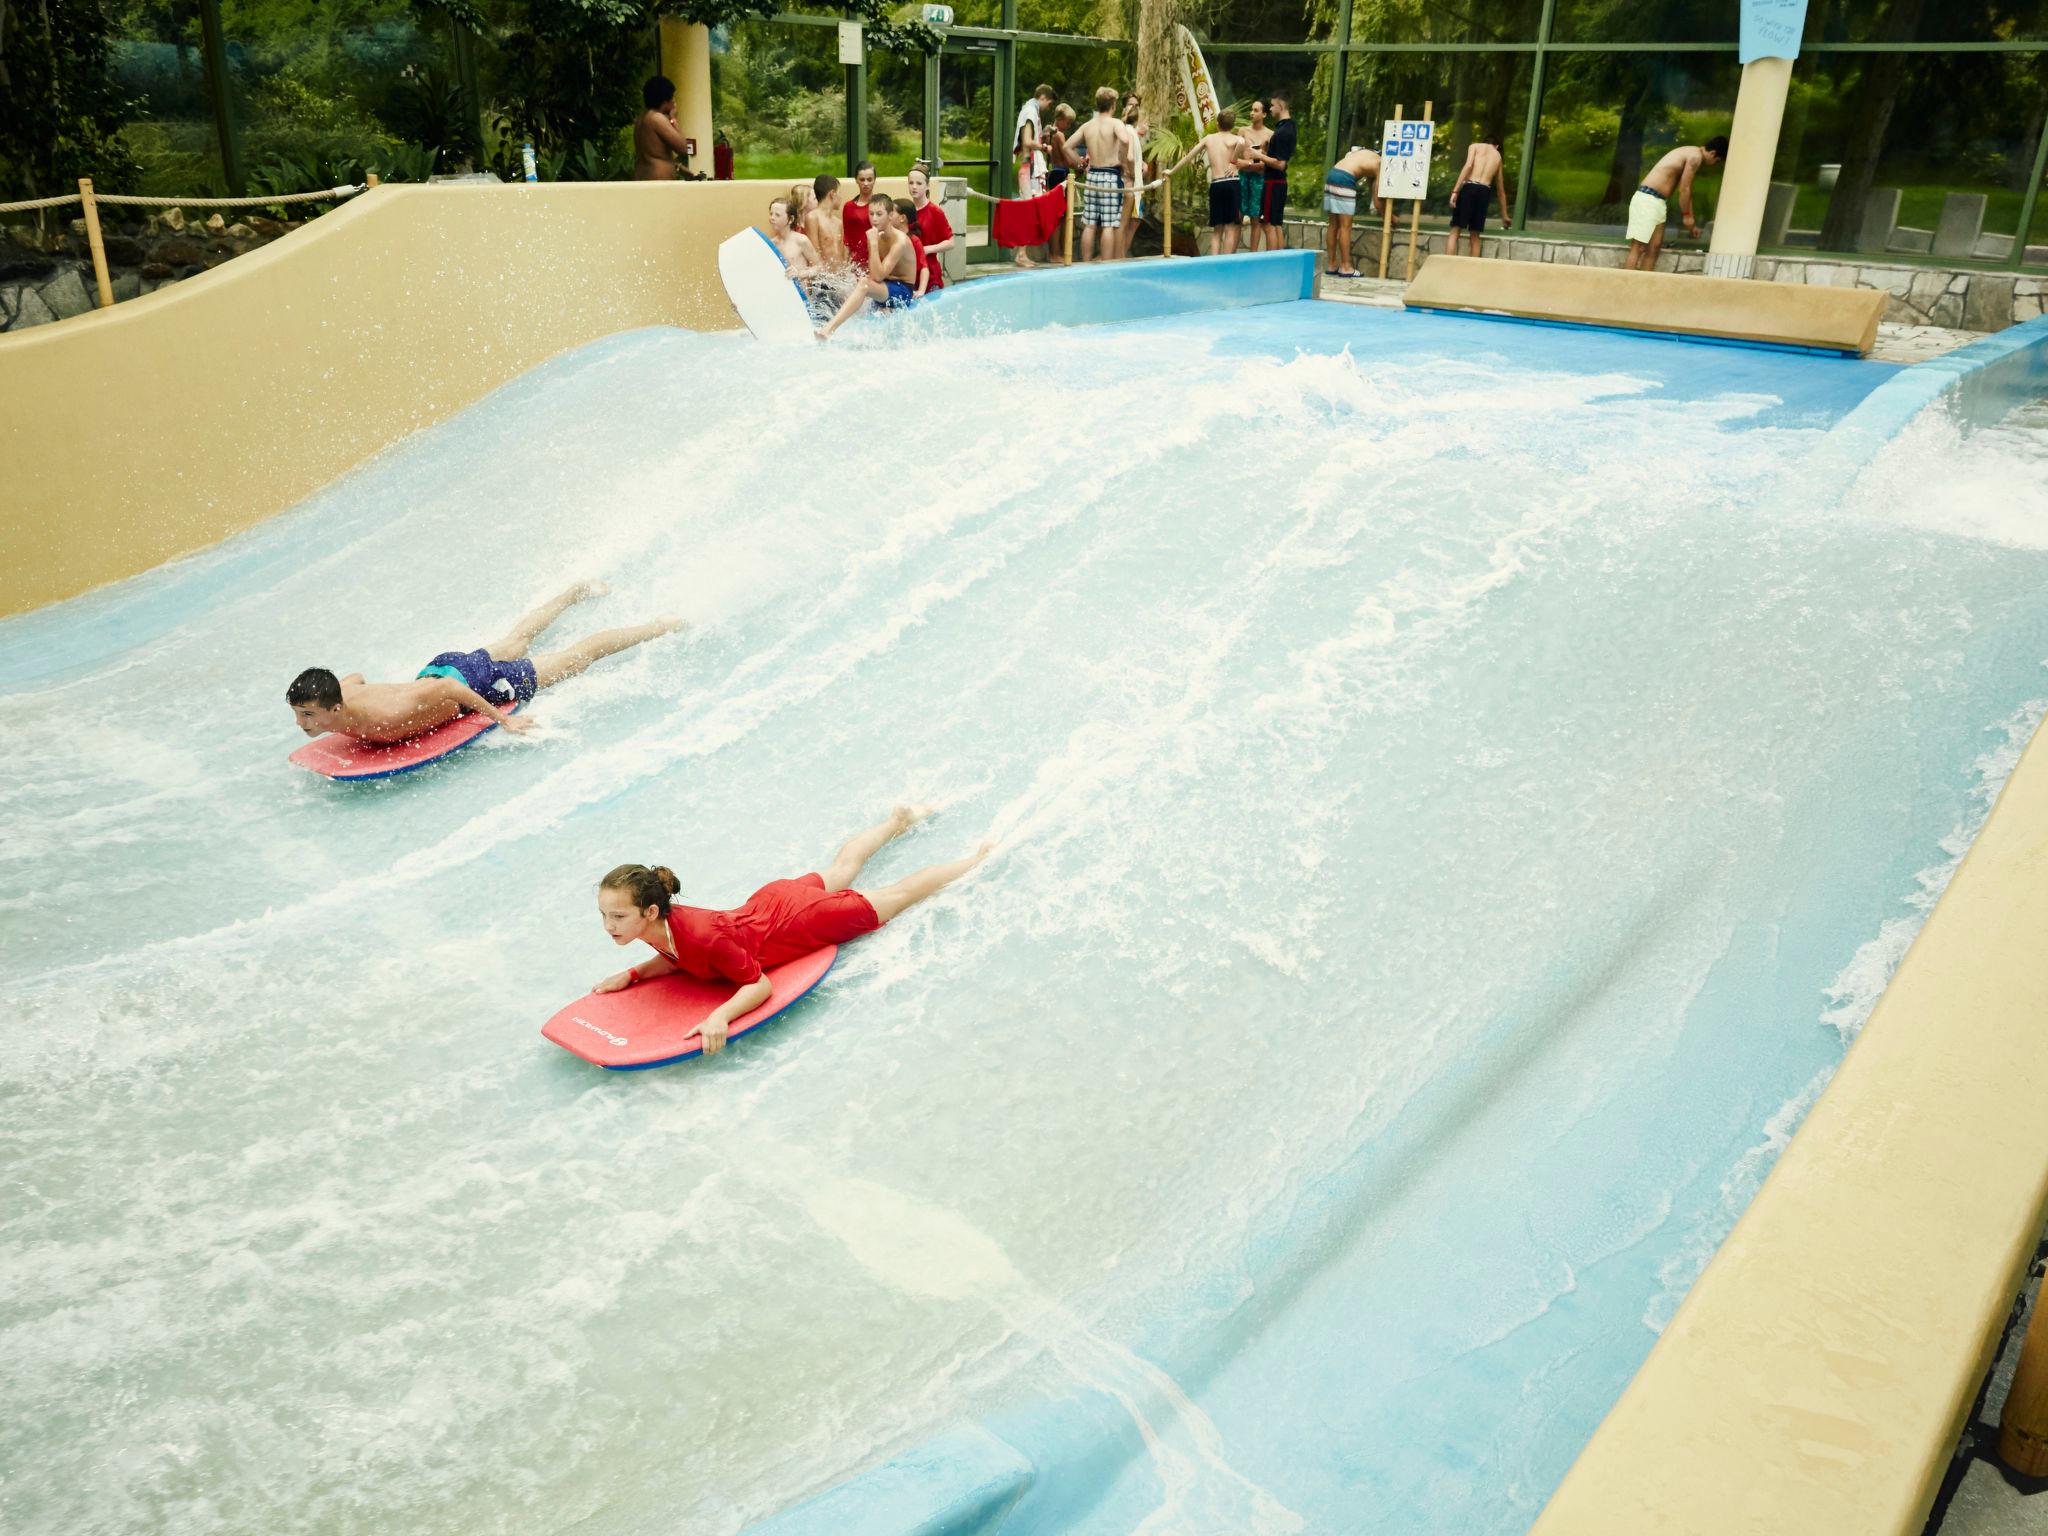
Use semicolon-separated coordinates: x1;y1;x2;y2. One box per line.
289;702;519;782
541;946;840;1069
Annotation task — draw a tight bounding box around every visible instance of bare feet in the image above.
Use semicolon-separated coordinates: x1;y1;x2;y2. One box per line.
572;578;611;602
889;803;936;835
654;615;686;637
971;841;993;866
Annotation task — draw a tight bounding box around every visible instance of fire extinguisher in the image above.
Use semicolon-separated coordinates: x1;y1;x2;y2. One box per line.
713;130;734;181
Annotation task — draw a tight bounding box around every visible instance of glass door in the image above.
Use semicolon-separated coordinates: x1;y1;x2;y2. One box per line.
937;39;1002;261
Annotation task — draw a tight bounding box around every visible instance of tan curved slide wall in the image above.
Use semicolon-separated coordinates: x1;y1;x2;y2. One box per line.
0;177;903;617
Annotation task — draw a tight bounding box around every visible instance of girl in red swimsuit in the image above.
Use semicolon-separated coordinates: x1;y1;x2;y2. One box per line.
593;806;990;1053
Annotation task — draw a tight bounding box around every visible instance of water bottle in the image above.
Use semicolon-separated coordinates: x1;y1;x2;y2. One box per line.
521;140;538;184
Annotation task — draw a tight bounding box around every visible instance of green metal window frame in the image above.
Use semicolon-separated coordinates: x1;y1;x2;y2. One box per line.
181;1;2046;270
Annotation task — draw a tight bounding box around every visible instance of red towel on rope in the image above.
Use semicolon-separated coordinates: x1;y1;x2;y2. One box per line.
991;186;1068;248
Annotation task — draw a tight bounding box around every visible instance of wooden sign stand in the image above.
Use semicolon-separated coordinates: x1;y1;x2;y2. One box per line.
1375;99;1435;281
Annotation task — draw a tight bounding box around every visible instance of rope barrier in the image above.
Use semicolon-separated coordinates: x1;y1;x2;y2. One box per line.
95;185;364;208
958;173;1165;204
0;194;84;214
1;185;363;218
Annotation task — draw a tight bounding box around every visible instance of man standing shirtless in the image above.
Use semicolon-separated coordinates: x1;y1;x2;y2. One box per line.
633;77;689;181
1625;135;1727;271
817;198;921;340
286;582;680;745
1323;144;1382;278
1069;87;1134;262
1166;110;1254;255
1446;134;1512;257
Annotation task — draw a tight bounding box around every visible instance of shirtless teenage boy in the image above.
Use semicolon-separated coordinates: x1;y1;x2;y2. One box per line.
286;582;680;746
816;197;921;340
768;199;823;281
1070;87;1134;262
1323;145;1382;278
1446;134;1512;257
1626;136;1727;271
1166;109;1253;255
806;174;848;269
633;77;689;181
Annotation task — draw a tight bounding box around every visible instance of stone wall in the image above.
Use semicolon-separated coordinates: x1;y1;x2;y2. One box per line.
1275;219;2044;331
0;207;297;331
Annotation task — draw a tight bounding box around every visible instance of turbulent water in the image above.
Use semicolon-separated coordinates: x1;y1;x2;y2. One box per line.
4;303;2047;1536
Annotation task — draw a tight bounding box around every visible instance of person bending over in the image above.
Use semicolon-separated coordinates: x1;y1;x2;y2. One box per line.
286;580;679;745
1322;145;1383;278
1165;110;1253;255
1445;134;1511;257
816;197;920;340
1625;136;1726;272
593;806;991;1053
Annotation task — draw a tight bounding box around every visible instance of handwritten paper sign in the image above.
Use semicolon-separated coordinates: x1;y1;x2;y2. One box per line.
1739;0;1807;63
1378;120;1434;200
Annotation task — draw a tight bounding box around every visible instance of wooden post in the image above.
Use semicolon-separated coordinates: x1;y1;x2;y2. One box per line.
78;179;114;310
365;172;381;188
1405;100;1433;280
1377;103;1401;280
2001;1289;2048;1478
1162;172;1172;259
1064;172;1075;265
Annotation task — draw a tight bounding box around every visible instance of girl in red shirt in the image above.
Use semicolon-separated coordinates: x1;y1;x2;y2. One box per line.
906;165;954;292
842;160;879;269
593;806;990;1053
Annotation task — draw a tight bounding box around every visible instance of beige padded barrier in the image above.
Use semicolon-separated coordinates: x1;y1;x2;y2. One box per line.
1404;254;1885;356
0;177;905;617
1531;717;2048;1535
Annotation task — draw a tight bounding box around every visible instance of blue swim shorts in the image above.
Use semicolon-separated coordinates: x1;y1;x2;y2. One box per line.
879;279;917;310
419;648;538;708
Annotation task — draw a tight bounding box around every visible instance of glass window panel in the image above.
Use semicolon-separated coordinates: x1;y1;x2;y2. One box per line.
711;21;845;182
1816;0;2048;45
469;0;655;177
1527;50;1739;235
1351;0;1543;45
1552;0;1736;44
1339;51;1537;220
108;0;225;194
1200;0;1329;45
1773;50;2046;260
1204;49;1323;215
1014;38;1136;132
214;0;460;186
1017;0;1128;36
935;43;1001;201
868;45;927;175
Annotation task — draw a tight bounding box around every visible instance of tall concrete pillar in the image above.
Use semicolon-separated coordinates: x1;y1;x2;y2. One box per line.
659;19;715;177
1706;54;1793;279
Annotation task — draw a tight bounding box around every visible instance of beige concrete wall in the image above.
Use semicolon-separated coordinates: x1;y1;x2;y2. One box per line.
0;177;902;617
1531;720;2048;1535
1405;253;1885;353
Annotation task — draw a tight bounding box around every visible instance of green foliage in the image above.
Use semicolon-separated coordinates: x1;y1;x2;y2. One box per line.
1;0;141;199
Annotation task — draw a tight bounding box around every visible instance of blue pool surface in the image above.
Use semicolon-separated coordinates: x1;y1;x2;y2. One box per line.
4;280;2047;1536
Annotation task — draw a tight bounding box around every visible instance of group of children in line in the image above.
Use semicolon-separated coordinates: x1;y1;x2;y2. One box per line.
286;584;991;1054
765;161;958;341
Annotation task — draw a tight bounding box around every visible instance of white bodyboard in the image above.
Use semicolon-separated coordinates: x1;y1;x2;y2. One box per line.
718;228;816;345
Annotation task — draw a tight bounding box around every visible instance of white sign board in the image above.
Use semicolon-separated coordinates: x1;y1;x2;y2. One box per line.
1378;119;1434;200
837;21;863;65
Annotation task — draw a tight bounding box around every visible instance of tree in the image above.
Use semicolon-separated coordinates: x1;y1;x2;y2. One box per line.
1817;0;1926;250
0;0;139;200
